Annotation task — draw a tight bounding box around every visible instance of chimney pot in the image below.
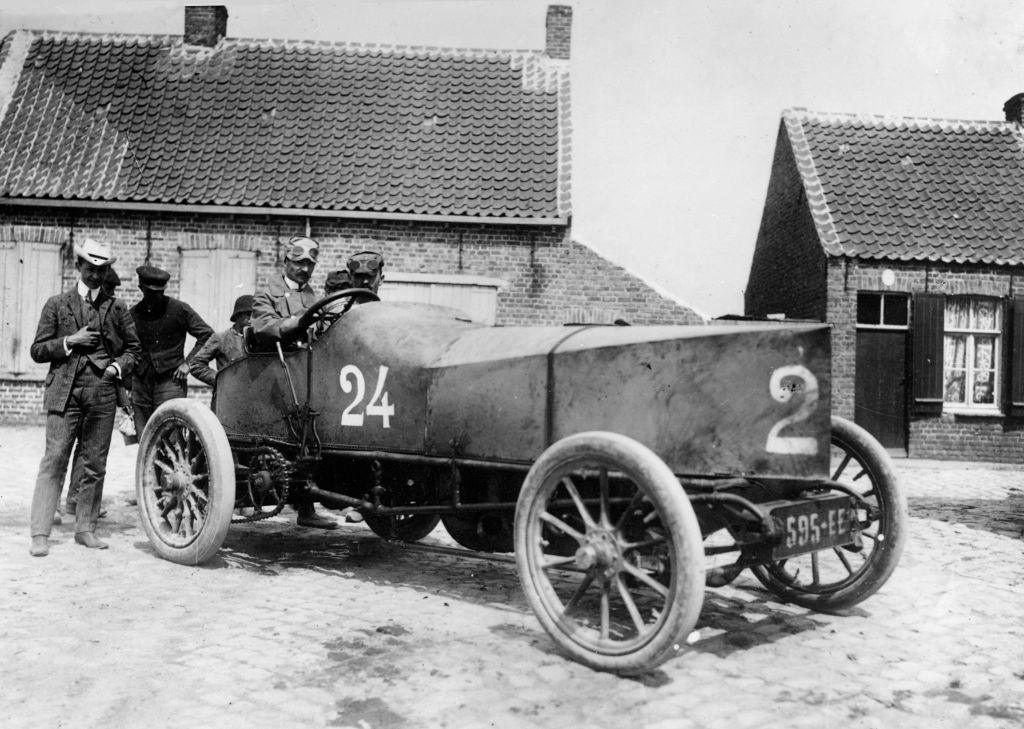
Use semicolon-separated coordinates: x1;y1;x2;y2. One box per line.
1003;93;1024;124
185;5;228;47
545;5;572;60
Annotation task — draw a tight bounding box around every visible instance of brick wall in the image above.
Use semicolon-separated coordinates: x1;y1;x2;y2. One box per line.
744;123;829;321
0;204;702;420
828;258;1024;462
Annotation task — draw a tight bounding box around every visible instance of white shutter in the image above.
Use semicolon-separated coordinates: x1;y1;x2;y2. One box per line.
0;241;61;377
378;273;506;325
179;249;257;385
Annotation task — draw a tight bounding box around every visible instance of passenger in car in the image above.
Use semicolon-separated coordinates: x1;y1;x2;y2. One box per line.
346;251;385;294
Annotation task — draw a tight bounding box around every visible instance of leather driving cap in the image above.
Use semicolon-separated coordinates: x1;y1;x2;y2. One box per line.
346;251;384;274
73;238;116;266
136;265;170;290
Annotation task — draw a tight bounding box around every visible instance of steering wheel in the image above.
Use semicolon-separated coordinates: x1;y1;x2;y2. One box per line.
295;287;380;332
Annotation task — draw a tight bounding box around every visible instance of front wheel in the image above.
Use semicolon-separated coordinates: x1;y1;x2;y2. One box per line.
750;416;907;611
136;399;236;565
515;432;705;674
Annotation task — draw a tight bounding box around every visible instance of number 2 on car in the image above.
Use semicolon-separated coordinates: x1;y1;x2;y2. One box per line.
339;364;395;428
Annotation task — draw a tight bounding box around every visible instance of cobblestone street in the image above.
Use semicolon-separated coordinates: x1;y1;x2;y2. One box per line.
1;425;1022;729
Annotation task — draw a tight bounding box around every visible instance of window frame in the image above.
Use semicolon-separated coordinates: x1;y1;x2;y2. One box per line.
942;296;1002;414
856;292;910;331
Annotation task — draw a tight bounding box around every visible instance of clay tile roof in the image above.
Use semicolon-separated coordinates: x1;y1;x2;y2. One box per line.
783;107;1024;265
0;29;571;221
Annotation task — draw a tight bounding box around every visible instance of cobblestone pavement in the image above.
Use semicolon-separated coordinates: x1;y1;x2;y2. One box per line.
1;425;1023;729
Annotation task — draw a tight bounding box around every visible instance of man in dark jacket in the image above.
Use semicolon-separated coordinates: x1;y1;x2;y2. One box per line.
29;239;141;556
129;265;213;437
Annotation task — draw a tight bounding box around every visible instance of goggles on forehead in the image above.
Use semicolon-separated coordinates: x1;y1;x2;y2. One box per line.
286;237;320;263
347;256;382;275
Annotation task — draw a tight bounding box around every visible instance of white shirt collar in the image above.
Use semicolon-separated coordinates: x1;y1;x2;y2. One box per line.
77;280;101;300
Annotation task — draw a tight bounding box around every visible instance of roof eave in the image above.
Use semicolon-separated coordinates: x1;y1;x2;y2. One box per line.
0;197;569;227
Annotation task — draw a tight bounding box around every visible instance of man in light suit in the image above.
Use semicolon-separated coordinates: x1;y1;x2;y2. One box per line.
28;239;141;556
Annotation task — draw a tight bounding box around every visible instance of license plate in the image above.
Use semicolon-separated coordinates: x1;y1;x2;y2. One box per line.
770;494;857;560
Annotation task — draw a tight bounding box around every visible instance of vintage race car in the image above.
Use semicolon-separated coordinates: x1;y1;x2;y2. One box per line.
135;290;906;674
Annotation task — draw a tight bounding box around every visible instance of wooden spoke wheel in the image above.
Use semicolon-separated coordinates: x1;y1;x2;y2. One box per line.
514;432;704;674
750;416;907;611
136;399;235;565
441;512;514;552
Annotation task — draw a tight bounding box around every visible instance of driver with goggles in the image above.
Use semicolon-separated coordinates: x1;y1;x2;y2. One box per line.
251;236;320;343
250;235;339;530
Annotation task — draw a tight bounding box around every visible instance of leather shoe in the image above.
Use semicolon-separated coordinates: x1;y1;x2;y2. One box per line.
30;536;49;557
296;513;338;530
52;512;62;526
74;532;109;549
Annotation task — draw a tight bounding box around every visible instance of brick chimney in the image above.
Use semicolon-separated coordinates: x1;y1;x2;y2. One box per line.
545;5;572;60
185;6;228;47
1003;94;1024;124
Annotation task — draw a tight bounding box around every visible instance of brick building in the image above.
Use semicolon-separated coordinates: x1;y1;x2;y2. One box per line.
0;5;702;421
746;103;1024;461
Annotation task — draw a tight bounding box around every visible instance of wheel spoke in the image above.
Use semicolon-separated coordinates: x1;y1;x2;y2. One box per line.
615;490;645;530
810;551;820;586
831;452;852;481
832;546;854;575
615;576;648;635
154;457;175;476
621;561;670;598
621;535;668;553
541;554;578;570
852;468;866;481
560;476;597;529
539;511;586;543
598;467;610;527
563;572;595;615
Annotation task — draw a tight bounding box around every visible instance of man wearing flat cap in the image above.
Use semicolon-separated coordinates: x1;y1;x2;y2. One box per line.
251;235;338;530
189;294;254;389
28;238;141;556
129;265;213;440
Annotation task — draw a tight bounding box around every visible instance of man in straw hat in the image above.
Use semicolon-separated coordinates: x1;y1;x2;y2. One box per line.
28;238;140;556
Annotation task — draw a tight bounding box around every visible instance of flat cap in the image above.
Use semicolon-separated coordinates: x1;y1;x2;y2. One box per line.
230;294;255;321
346;250;384;274
136;265;170;290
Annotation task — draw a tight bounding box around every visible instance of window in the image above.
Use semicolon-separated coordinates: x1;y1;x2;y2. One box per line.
943;297;1001;410
0;241;61;378
856;292;908;327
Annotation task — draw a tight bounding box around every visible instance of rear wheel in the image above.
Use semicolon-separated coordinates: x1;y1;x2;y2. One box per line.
515;432;704;674
750;416;907;611
442;512;514;552
363;512;441;542
136;399;235;565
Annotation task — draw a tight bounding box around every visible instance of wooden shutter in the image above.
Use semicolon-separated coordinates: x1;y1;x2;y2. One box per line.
380;274;503;325
1010;298;1024;416
0;241;61;377
179;249;257;385
911;293;945;415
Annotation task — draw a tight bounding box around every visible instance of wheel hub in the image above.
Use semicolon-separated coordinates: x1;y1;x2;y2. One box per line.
574;529;622;577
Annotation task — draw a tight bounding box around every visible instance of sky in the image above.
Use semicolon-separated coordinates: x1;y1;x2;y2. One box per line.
1;0;1024;317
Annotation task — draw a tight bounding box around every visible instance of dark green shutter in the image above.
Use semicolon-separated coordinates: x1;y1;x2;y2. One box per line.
1010;298;1024;416
911;294;944;415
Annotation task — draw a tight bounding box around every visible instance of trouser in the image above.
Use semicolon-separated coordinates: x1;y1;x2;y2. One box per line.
30;367;117;537
132;371;186;436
